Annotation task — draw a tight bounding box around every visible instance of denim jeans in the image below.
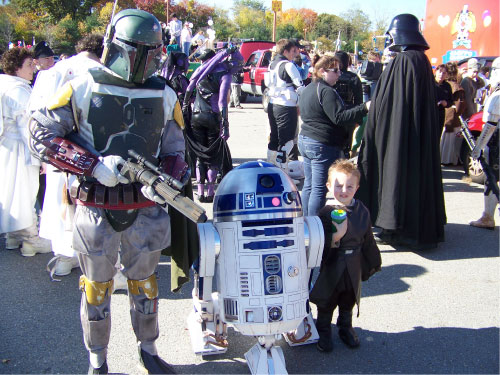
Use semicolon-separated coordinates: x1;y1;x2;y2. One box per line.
298;135;343;216
183;42;191;57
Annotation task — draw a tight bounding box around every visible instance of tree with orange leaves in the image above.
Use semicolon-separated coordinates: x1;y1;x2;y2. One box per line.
279;8;317;40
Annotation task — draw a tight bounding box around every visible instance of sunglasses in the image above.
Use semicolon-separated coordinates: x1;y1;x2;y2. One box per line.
327;68;340;73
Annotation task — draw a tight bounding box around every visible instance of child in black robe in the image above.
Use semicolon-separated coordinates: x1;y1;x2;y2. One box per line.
310;160;381;352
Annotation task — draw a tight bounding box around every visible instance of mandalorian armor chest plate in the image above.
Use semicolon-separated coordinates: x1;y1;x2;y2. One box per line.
87;93;164;164
86;70;167;165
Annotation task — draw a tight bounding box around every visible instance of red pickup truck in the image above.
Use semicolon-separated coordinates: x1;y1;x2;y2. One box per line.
240;48;273;108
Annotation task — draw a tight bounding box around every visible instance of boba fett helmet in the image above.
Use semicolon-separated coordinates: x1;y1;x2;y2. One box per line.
102;9;163;84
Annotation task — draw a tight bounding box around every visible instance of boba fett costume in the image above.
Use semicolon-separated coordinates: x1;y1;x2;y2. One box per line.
29;9;186;374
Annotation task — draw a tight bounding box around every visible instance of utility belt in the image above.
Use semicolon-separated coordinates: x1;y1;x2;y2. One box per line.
70;179;155;210
336;246;361;256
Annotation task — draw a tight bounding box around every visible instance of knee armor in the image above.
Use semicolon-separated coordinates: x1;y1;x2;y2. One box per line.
79;275;114;305
127;274;159;299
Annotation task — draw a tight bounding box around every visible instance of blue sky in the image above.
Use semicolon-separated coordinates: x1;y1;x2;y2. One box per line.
199;0;427;27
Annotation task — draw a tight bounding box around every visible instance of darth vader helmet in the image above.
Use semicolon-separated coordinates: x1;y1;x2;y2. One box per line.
384;13;429;52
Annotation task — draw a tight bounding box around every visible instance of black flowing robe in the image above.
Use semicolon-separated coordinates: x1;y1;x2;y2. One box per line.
310;199;382;311
357;50;446;247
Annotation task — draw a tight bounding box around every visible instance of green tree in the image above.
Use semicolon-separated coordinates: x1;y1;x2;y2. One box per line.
0;6;15;49
310;13;346;41
340;7;371;52
212;7;237;42
11;0;99;23
233;2;270;40
232;0;266;13
276;23;301;40
80;12;104;35
52;16;82;54
316;35;333;52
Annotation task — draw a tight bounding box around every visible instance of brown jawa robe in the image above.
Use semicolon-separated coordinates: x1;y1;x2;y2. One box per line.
309;199;382;312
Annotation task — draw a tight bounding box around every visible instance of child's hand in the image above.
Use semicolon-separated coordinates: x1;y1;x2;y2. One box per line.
332;219;348;243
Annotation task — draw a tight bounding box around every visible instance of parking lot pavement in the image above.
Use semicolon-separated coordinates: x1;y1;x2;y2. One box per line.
0;99;498;374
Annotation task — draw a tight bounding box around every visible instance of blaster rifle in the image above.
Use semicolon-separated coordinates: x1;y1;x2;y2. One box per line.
459;116;499;201
119;149;207;223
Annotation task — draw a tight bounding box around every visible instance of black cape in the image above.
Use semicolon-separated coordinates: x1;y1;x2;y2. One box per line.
357;50;446;247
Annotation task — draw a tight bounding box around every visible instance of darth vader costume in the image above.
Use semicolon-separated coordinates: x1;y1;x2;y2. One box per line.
357;14;446;250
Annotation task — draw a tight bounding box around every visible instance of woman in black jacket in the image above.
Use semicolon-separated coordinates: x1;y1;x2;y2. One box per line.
298;55;368;216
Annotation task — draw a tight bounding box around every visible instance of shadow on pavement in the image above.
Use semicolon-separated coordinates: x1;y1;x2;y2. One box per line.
165;326;499;374
362;263;427;297
417;223;498;261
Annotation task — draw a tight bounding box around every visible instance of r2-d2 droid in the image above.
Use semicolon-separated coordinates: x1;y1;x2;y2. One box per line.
187;161;325;374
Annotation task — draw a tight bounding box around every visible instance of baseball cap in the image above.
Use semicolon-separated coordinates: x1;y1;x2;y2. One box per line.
34;41;54;59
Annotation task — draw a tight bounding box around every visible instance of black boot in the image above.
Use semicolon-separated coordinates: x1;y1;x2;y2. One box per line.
315;308;333;352
337;309;360;348
88;361;108;375
373;229;397;245
139;348;176;374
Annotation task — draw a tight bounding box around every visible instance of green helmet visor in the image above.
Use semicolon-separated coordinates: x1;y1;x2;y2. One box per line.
108;37;162;83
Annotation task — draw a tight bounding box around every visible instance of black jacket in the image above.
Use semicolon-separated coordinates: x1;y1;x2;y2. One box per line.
309;199;382;311
299;79;367;148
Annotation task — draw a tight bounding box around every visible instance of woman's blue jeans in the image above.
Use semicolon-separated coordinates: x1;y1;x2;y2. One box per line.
183;42;191;56
298;135;343;216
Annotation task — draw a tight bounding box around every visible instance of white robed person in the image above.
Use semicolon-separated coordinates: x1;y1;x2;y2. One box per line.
0;47;51;256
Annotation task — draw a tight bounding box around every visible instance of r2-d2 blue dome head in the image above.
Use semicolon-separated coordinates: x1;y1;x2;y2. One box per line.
213;161;302;223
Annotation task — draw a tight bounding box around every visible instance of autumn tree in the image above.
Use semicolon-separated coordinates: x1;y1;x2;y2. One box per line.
170;0;215;35
278;8;317;40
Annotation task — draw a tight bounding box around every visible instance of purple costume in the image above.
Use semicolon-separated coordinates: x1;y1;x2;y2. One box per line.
183;48;244;202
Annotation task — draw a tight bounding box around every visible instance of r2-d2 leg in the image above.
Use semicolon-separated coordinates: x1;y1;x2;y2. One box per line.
245;335;287;375
284;216;325;347
187;223;228;355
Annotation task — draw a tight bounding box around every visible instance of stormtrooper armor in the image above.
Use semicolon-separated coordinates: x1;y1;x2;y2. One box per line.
187;161;324;374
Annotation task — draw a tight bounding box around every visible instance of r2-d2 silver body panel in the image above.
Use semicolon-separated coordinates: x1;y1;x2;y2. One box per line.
213;165;308;336
189;161;324;374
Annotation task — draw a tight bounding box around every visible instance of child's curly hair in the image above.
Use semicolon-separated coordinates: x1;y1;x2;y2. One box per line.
328;159;360;184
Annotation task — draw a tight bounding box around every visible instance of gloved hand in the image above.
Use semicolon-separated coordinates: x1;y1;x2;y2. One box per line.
92;155;129;187
160;154;190;189
220;123;230;141
141;186;166;205
182;91;193;117
219;107;229;141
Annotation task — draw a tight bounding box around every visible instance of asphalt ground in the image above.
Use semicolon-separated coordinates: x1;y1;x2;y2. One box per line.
1;96;499;374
